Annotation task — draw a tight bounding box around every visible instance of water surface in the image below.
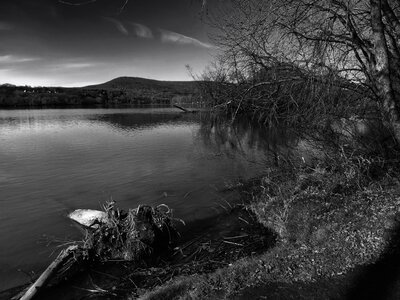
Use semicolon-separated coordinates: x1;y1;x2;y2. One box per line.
0;107;292;290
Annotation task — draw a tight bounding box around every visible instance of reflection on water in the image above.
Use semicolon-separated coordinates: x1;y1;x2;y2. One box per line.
197;116;306;166
0;108;298;291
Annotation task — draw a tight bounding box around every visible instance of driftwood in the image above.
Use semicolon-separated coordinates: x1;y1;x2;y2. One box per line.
14;204;179;299
173;104;198;113
18;245;79;300
83;205;179;261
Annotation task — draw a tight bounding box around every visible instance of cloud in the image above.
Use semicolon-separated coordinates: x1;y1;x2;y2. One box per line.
130;22;153;39
104;18;154;39
51;60;97;69
104;17;129;35
0;55;39;64
0;22;13;31
58;62;95;69
159;29;214;49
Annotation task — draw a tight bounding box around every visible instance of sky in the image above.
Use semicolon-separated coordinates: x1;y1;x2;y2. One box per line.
0;0;217;87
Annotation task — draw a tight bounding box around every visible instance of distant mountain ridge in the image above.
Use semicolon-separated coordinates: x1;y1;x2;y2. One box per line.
85;76;197;93
0;76;200;107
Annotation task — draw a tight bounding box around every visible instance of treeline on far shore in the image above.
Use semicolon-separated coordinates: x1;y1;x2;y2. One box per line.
0;84;200;107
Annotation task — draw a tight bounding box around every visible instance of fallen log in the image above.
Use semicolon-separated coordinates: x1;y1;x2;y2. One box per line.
19;245;79;300
14;203;180;299
79;204;179;261
67;203;180;262
173;104;198;113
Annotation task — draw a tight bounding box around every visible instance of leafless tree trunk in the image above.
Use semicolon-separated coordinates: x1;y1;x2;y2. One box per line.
370;0;399;122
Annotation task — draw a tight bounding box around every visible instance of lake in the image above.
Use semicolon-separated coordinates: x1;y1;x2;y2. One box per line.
0;107;299;291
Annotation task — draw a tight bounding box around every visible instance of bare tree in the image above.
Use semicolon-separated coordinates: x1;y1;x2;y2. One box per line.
203;0;400;126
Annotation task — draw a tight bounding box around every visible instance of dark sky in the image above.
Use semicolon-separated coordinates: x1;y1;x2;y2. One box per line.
0;0;216;86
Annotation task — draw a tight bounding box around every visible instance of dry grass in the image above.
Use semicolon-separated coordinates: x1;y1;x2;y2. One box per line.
137;148;400;299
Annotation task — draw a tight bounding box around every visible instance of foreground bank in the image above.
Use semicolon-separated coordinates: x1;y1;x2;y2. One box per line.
140;147;400;299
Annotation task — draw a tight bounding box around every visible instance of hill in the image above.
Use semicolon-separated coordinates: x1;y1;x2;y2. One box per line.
0;77;200;107
85;76;197;93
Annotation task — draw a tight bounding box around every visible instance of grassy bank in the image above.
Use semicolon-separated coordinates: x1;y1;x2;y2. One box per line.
139;146;400;299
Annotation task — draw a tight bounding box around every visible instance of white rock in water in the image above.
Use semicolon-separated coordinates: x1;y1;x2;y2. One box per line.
68;209;108;228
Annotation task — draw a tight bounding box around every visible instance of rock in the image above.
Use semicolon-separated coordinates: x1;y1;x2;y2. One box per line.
68;209;109;228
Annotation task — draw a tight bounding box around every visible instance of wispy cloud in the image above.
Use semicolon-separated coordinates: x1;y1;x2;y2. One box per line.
104;18;154;39
130;22;153;39
159;29;214;49
59;62;95;69
0;55;39;64
0;21;13;31
51;60;97;69
104;17;129;35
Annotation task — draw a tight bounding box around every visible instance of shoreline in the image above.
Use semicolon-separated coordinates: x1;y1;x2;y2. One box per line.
0;205;275;300
3;151;400;299
140;157;400;299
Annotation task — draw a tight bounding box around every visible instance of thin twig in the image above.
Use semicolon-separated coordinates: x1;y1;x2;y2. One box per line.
184;191;193;198
58;0;97;6
222;240;244;246
214;202;228;212
59;0;129;14
91;269;120;280
238;216;250;224
223;234;249;240
209;259;228;265
222;198;233;209
118;0;129;14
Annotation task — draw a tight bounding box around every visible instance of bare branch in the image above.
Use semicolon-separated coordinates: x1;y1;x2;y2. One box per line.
58;0;97;6
200;0;400;124
118;0;129;14
58;0;130;14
